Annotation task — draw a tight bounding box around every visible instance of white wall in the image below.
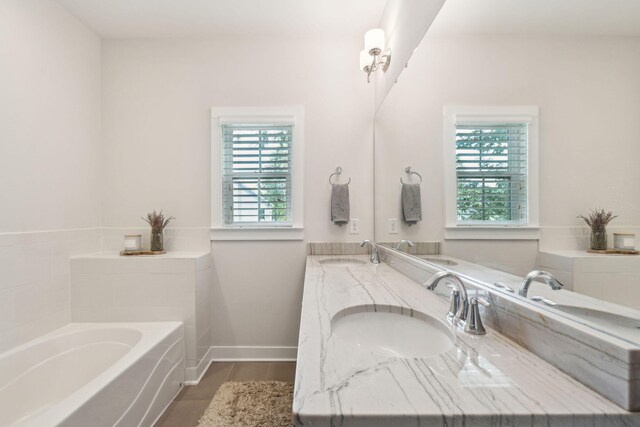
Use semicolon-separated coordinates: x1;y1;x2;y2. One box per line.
101;36;374;352
0;0;102;351
375;35;640;275
374;0;446;110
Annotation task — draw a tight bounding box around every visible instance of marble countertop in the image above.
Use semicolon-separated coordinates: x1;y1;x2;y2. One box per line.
293;255;640;426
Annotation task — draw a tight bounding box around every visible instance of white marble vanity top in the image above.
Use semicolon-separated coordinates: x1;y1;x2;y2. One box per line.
293;255;640;426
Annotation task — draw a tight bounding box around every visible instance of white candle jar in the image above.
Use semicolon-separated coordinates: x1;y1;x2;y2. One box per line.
124;234;142;251
613;233;635;250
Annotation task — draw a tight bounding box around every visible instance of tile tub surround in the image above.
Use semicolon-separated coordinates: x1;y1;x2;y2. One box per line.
70;251;213;382
0;228;101;353
378;246;640;412
537;250;640;309
294;255;640;426
101;227;211;253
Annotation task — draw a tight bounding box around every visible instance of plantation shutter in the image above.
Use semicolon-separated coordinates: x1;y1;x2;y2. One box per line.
455;123;528;224
222;123;293;225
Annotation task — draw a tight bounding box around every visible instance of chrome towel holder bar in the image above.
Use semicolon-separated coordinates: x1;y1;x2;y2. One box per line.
400;166;423;184
329;166;351;185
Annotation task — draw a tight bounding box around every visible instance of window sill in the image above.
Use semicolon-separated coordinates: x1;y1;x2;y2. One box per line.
445;226;540;240
210;226;304;241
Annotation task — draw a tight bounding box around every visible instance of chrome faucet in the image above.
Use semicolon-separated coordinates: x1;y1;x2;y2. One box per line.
395;239;415;251
424;271;491;335
518;270;564;297
359;240;380;264
464;297;491;335
424;271;469;322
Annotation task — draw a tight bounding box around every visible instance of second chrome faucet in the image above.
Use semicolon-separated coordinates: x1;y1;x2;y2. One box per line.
395;239;415;251
358;240;380;264
518;270;563;297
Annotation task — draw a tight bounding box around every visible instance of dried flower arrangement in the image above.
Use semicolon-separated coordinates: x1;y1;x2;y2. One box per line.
141;210;175;252
141;210;175;233
577;209;617;232
578;209;617;251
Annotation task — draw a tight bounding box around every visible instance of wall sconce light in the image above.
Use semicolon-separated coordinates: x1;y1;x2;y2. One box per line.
360;28;391;83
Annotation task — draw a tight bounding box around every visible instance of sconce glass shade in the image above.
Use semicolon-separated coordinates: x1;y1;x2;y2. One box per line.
364;28;385;55
359;49;371;71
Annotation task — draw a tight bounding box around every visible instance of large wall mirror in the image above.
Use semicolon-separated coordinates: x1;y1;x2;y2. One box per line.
373;0;640;345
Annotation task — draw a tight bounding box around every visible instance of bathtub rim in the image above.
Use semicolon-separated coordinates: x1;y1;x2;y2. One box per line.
0;321;183;427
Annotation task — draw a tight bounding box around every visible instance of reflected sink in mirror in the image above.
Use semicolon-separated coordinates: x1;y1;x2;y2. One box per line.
331;308;455;358
319;258;366;267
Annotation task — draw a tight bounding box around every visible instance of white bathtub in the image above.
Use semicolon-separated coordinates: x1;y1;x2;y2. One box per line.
0;322;184;427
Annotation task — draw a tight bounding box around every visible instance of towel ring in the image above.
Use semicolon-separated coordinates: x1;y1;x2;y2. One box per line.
400;166;423;184
329;166;351;185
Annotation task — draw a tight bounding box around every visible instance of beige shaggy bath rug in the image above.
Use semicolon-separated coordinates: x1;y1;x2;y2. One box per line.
198;381;294;427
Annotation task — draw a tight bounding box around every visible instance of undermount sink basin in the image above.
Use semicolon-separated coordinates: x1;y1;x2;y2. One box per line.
555;305;640;330
421;257;458;266
319;258;366;266
331;309;455;358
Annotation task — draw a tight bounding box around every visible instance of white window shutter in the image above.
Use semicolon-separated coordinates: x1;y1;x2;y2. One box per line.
455;122;528;225
221;123;293;226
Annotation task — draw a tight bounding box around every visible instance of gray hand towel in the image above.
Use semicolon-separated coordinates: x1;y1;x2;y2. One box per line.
331;183;350;225
402;183;422;225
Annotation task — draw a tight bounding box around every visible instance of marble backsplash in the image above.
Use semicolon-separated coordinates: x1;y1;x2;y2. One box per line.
379;241;440;255
308;241;440;256
307;242;371;255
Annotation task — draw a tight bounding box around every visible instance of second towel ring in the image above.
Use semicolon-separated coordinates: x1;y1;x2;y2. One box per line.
329;166;351;185
400;166;423;184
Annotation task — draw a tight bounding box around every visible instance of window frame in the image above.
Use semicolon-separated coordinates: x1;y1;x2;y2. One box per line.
211;107;304;241
443;106;539;240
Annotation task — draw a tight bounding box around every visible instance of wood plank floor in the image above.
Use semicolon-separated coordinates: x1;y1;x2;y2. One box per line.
154;362;296;427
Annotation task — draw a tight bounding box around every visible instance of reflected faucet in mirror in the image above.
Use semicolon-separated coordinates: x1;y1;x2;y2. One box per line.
359;240;380;264
395;239;415;251
518;270;564;297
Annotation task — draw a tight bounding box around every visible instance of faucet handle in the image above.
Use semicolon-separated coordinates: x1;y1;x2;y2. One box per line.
446;284;469;322
473;297;490;307
464;297;490;335
493;282;515;293
446;285;461;320
530;295;558;307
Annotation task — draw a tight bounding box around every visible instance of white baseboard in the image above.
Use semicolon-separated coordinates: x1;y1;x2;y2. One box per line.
183;346;297;384
211;345;297;361
184;347;215;384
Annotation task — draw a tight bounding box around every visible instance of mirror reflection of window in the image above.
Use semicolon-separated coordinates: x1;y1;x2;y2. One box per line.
455;122;528;225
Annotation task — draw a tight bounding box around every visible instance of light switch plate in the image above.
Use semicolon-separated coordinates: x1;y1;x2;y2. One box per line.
349;219;360;234
388;218;399;234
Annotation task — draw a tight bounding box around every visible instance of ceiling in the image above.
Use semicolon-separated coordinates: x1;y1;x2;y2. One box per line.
428;0;640;36
55;0;388;39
